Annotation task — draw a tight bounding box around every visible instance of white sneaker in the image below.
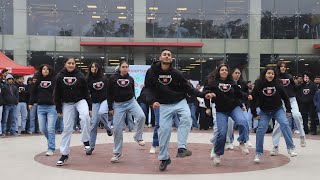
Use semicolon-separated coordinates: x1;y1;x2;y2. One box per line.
288;149;298;157
254;154;262;163
84;146;91;151
148;124;152;128
210;148;215;159
213;154;221;166
225;142;234;150
270;147;279;156
246;140;253;148
110;153;123;162
239;143;249;154
294;130;300;134
300;137;306;147
149;146;156;154
135;140;145;146
45;150;54;156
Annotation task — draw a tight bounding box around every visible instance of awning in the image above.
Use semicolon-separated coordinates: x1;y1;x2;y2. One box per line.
80;41;203;47
0;52;36;75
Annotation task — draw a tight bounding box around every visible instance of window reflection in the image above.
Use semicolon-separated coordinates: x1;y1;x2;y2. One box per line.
146;0;248;39
0;0;13;35
27;0;134;37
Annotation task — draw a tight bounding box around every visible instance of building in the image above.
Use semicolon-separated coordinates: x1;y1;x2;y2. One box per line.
1;0;320;82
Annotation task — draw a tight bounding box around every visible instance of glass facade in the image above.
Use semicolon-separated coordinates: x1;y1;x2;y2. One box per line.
0;0;13;35
146;0;249;39
27;0;134;37
261;0;320;39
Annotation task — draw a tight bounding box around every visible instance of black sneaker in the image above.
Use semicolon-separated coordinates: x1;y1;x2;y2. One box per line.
56;155;69;166
86;148;94;155
107;130;113;136
159;158;171;171
176;148;192;158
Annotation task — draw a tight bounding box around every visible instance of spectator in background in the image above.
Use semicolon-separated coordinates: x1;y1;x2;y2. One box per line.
1;74;19;136
0;81;4;137
0;69;9;84
314;76;320;89
28;76;38;134
15;75;29;134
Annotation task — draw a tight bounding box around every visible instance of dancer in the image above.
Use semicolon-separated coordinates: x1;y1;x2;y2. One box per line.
251;67;297;163
271;62;306;156
29;64;57;156
107;60;146;162
205;64;250;166
54;57;92;166
144;49;211;171
86;62;113;155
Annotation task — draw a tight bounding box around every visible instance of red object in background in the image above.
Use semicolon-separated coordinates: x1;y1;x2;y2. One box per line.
313;44;320;49
0;52;36;75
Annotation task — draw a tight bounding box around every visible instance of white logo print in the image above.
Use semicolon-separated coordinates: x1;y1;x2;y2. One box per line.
63;77;77;86
93;81;104;90
262;87;276;96
40;81;52;88
281;79;290;87
158;75;172;85
303;89;310;95
218;83;231;92
117;79;130;87
18;87;25;92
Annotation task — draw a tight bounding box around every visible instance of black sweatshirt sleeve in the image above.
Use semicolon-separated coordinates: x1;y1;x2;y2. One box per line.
279;84;291;113
54;75;63;113
107;76;115;110
81;76;92;111
250;81;260;117
143;69;157;105
29;80;40;105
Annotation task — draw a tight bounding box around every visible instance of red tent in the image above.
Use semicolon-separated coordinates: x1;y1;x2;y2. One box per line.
0;52;36;75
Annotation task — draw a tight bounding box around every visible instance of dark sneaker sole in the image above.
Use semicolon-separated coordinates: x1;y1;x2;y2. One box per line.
159;158;171;171
176;152;192;158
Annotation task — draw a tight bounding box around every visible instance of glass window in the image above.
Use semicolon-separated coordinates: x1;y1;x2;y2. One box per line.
0;0;13;35
273;0;299;39
27;0;134;37
261;0;274;39
299;0;320;39
225;15;248;39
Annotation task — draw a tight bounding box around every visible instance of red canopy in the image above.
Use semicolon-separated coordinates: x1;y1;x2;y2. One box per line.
0;52;36;75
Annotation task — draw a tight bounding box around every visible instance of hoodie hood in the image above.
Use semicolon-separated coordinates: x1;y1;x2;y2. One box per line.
151;61;174;73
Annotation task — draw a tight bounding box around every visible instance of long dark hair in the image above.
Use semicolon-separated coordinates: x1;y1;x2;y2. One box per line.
86;62;103;79
207;61;228;84
213;64;232;81
258;66;278;84
231;67;242;81
276;61;286;75
38;64;53;78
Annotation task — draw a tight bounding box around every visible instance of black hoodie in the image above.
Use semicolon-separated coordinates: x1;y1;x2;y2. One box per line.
296;81;318;104
107;72;135;110
205;78;247;112
54;68;92;113
87;75;108;103
279;72;296;97
0;83;4;106
251;79;291;117
16;83;29;103
144;61;205;105
29;75;55;105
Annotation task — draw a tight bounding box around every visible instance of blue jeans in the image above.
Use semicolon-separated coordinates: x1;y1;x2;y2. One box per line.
29;103;38;133
188;103;198;128
112;98;145;154
256;107;295;155
2;105;18;134
17;102;28;131
90;100;111;148
152;108;160;147
55;116;64;132
38;105;57;151
214;106;248;156
158;99;191;160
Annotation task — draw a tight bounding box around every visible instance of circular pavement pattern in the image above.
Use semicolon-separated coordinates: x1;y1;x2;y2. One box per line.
34;143;290;174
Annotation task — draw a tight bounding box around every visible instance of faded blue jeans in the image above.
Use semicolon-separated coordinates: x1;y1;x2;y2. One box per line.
90;100;112;149
256;107;295;155
37;105;57;151
112;98;145;154
2;105;18;134
214;106;248;156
